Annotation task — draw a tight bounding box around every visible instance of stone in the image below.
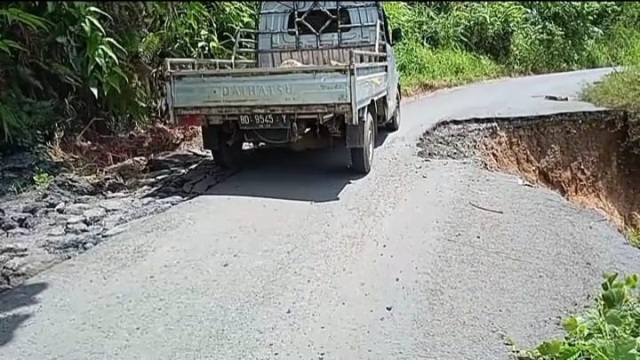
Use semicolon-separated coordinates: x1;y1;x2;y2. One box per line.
3;256;29;272
140;197;155;206
35;208;53;218
66;222;89;234
11;213;33;227
133;186;152;197
2;253;55;282
48;235;90;251
65;215;84;225
21;203;43;215
103;224;128;238
41;192;71;209
7;228;30;237
105;191;129;199
52;173;96;196
156;204;172;213
147;157;181;172
48;226;66;237
105;180;128;193
83;207;106;224
64;203;92;216
0;243;28;255
87;225;104;236
0;217;18;231
21;216;38;229
101;214;123;230
75;195;96;204
98;199;128;212
54;202;66;213
151;169;174;178
157;196;184;205
50;213;72;225
130;199;142;208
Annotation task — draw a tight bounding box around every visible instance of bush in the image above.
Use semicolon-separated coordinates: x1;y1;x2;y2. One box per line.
516;273;640;360
387;2;640;90
0;2;257;147
582;67;640;113
395;42;504;94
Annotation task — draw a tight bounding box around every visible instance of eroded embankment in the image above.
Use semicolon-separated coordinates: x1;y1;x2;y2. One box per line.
418;110;640;232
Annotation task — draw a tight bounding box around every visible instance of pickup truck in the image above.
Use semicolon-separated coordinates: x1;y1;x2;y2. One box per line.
165;1;403;174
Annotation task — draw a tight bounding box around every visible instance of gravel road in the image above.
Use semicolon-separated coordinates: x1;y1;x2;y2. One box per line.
3;68;640;360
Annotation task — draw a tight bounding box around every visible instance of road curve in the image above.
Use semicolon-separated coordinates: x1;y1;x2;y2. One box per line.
2;68;640;360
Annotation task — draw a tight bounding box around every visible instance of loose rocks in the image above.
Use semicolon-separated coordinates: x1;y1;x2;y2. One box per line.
0;149;218;293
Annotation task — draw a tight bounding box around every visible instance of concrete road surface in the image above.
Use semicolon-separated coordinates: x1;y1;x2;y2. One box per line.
2;69;640;360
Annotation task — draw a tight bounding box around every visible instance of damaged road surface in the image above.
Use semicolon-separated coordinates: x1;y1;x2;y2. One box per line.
3;68;640;360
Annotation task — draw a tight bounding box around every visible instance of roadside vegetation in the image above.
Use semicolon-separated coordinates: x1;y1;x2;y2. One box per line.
1;2;639;153
386;2;640;94
513;273;640;360
582;67;640;113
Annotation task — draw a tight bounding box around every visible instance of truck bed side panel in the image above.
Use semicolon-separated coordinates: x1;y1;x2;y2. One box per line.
353;63;388;108
354;72;388;108
170;72;350;108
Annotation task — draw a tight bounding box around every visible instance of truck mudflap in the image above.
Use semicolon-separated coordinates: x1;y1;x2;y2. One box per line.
346;121;366;148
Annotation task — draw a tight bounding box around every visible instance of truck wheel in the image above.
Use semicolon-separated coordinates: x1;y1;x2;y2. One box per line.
206;127;243;169
350;112;375;174
386;93;401;132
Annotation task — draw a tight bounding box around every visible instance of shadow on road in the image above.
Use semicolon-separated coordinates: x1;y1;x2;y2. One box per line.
0;282;48;347
146;129;390;203
207;146;364;202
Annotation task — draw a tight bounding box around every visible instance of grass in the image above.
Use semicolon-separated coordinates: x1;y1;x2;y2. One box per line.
627;226;640;248
394;10;640;98
397;44;505;96
582;67;640;112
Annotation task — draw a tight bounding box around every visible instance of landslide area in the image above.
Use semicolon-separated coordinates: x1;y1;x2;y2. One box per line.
418;110;640;236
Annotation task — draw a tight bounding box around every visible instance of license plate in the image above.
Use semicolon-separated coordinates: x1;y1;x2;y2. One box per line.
238;114;290;129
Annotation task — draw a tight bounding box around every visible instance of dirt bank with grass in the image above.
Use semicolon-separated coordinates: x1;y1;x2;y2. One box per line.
419;109;640;238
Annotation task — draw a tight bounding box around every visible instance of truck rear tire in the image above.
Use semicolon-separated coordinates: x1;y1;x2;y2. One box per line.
203;126;243;169
350;112;375;174
386;93;401;132
212;143;242;170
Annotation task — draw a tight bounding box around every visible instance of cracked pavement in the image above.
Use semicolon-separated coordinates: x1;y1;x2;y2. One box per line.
2;68;640;360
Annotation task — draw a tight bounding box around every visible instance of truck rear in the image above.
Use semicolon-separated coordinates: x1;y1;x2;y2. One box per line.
165;1;403;174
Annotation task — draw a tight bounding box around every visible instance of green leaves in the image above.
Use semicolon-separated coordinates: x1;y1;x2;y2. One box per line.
0;1;260;144
536;340;564;356
0;8;50;30
522;273;640;360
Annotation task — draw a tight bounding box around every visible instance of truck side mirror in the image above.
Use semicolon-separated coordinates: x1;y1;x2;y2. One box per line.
391;28;403;45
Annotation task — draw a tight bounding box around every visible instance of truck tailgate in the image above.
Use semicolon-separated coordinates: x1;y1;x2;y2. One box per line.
168;69;351;108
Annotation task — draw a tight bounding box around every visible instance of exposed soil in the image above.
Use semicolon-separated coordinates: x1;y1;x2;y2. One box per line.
418;110;640;233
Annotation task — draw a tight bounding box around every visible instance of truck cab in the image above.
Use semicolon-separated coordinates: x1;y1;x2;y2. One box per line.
165;1;403;174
